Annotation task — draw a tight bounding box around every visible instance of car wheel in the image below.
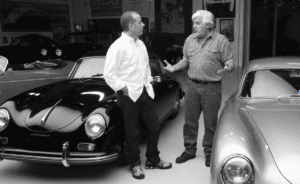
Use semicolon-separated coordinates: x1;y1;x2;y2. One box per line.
168;91;180;120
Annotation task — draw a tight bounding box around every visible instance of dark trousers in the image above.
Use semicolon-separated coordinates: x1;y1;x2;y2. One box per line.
183;80;222;157
117;87;160;167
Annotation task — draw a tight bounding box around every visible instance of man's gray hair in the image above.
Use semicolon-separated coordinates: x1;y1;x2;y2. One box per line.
192;10;215;30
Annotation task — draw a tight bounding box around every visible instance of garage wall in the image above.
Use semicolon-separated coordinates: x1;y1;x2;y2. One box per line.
0;0;73;45
84;0;154;33
71;0;89;31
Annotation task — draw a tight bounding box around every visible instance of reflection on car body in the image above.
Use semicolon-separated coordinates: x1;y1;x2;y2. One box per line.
0;54;184;167
0;55;75;105
211;57;300;184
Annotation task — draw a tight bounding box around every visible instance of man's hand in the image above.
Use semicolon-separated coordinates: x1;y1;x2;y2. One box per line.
163;60;175;73
151;76;161;84
217;65;232;75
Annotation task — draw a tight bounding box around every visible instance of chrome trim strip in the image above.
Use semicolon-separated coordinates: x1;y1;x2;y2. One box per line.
41;99;62;126
62;142;70;167
0;148;119;166
0;148;107;157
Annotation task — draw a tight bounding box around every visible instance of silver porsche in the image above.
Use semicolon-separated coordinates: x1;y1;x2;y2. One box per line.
211;57;300;184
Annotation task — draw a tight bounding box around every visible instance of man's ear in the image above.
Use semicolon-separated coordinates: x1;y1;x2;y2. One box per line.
129;23;135;31
128;24;132;31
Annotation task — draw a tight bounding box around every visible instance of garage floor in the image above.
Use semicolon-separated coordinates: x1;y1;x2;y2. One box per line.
0;67;243;184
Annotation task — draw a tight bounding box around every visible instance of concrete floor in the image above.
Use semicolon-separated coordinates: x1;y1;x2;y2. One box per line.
0;67;243;184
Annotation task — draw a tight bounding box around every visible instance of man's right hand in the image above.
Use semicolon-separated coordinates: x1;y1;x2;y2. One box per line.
163;60;175;73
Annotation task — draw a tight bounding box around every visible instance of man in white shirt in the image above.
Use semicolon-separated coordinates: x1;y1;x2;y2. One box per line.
104;11;172;180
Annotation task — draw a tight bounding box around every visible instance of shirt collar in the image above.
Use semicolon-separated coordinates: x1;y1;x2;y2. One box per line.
121;32;139;43
193;31;214;41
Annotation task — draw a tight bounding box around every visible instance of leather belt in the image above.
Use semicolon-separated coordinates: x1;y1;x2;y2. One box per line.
190;78;221;85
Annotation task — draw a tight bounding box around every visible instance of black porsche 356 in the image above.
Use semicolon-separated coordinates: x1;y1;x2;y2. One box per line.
0;54;184;167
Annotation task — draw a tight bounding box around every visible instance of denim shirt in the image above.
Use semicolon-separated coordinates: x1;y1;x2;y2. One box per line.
182;31;233;81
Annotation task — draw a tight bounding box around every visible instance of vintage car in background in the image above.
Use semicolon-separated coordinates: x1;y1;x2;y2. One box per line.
0;34;66;69
140;33;183;65
0;54;184;167
211;57;300;184
0;55;75;105
57;31;118;61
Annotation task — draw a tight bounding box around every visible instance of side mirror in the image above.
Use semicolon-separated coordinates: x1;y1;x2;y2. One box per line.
0;55;8;73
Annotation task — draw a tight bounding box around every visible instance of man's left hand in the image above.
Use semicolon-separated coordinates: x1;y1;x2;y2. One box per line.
217;65;232;75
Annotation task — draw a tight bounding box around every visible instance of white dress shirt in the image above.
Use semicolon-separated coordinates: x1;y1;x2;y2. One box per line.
104;32;154;102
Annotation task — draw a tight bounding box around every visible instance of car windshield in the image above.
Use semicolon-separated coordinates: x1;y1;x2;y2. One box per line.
72;57;105;78
240;69;300;98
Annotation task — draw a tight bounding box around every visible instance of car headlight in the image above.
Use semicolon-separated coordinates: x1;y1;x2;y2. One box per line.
84;114;106;139
41;48;47;56
222;156;254;184
55;48;62;56
0;109;10;132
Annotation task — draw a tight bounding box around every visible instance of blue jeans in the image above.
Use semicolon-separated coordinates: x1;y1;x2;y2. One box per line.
117;87;160;167
183;79;222;156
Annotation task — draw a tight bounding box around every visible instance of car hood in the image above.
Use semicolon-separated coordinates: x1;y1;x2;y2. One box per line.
4;79;115;132
245;101;300;184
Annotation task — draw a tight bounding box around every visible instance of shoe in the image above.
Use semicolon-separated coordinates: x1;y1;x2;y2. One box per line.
205;155;211;167
175;152;196;164
131;165;145;179
145;159;172;169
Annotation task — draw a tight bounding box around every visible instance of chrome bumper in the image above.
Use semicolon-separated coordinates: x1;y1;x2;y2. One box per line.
0;141;119;167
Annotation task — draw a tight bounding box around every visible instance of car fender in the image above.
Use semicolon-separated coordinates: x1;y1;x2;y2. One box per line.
211;100;290;184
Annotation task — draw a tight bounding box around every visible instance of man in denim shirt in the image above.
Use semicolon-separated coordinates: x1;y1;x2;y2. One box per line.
164;10;234;167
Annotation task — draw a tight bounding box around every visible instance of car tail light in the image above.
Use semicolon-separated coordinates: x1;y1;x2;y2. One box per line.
222;155;254;184
0;109;9;132
41;48;47;56
56;48;62;56
77;142;95;151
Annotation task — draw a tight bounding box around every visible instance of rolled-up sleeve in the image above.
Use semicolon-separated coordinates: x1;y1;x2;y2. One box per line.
103;43;125;92
220;38;233;64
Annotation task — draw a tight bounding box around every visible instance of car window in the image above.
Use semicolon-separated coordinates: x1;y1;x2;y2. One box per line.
72;57;106;78
240;69;300;98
